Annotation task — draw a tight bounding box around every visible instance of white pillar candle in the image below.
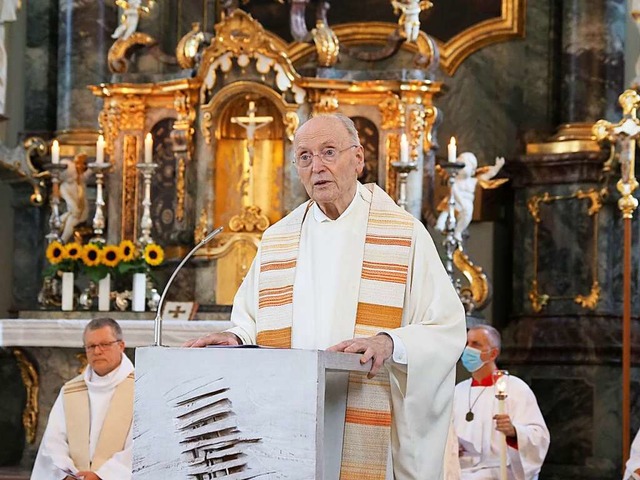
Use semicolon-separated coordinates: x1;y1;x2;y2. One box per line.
96;134;105;165
51;140;60;164
144;133;153;164
447;136;457;163
400;133;409;163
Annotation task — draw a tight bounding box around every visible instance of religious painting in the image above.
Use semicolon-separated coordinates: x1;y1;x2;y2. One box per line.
241;0;524;74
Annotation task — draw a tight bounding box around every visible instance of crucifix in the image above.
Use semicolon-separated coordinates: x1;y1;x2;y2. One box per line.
593;89;640;466
168;304;187;318
231;101;273;206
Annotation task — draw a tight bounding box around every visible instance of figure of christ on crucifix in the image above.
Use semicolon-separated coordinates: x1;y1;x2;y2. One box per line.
230;101;274;207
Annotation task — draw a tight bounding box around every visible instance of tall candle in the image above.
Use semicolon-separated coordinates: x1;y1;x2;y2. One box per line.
400;133;409;163
51;140;60;164
144;133;153;164
96;134;105;165
447;136;457;163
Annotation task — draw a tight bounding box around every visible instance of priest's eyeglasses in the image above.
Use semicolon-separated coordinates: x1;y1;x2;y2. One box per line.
84;340;121;352
293;145;358;168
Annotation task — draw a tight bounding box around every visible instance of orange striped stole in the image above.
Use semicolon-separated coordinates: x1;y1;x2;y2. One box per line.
256;184;414;479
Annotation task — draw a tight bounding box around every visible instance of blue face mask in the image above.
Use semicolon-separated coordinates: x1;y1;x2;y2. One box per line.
461;346;487;373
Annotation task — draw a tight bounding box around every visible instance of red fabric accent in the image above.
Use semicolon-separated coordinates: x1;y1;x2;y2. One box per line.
507;436;519;450
471;373;495;387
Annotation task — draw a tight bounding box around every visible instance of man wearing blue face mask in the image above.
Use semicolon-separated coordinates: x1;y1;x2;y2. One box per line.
453;325;550;479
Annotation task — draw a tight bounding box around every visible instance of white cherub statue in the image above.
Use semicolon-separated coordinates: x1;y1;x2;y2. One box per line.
59;154;90;242
112;0;147;41
435;152;506;242
391;0;433;43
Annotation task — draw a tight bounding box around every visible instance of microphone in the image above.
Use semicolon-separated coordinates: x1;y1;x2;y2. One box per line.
153;226;224;346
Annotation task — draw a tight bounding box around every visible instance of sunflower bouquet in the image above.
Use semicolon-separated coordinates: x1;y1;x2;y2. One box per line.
44;240;165;284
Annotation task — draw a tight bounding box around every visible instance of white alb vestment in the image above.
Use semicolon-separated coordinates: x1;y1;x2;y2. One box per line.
624;429;640;479
228;183;466;479
453;375;550;480
31;354;134;480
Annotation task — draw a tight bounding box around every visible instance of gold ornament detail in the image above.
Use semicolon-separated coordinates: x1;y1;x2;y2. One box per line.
13;349;39;444
379;94;405;130
386;133;400;200
194;207;209;245
202;111;213;145
408;107;425;162
76;353;88;374
312;20;339;67
284;111;300;142
108;32;157;74
121;135;139;241
176;157;186;222
228;205;270;233
453;247;490;311
313;91;339;115
527;189;601;312
176;22;206;69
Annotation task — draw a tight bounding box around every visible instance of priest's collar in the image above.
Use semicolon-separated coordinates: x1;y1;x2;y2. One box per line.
471;372;496;387
312;182;364;223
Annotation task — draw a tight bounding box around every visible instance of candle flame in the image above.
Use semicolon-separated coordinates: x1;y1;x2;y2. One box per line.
449;136;456;146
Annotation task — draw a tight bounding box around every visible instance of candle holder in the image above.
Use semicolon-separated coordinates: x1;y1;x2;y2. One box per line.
43;162;68;244
492;369;510;480
136;161;158;246
88;161;111;244
390;160;418;211
438;161;465;286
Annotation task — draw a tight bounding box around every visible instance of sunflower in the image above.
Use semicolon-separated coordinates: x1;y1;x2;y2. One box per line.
119;240;137;262
65;242;82;260
46;241;66;264
144;243;164;266
101;245;122;268
82;243;101;267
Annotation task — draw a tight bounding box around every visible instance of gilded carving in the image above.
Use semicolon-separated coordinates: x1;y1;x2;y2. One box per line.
408;107;425;162
453;247;490;311
176;157;186;222
312;20;339;67
284;111;300;142
313;91;339;114
527;189;601;312
386;133;400;200
422;105;438;151
75;353;88;374
201;111;213;145
378;95;405;130
176;22;206;70
13;349;38;444
194;207;209;245
228;205;270;233
108;32;157;74
121;135;139;241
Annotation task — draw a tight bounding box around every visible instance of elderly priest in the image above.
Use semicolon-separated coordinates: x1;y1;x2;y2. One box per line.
186;113;466;479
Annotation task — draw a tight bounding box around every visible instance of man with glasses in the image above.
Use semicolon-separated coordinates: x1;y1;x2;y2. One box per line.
454;325;550;479
32;317;134;480
186;113;466;479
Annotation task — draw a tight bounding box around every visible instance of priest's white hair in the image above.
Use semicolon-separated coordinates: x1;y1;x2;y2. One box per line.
470;324;501;351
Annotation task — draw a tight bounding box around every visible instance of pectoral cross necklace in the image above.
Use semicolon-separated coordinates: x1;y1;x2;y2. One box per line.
466;385;489;422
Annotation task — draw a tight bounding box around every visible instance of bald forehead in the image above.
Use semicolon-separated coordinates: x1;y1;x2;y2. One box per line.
294;116;349;146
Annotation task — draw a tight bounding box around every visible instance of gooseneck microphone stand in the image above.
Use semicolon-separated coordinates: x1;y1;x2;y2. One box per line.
153;226;224;346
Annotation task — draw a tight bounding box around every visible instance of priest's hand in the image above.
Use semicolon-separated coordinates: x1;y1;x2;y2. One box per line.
493;414;516;438
76;471;101;480
327;334;393;379
182;332;241;348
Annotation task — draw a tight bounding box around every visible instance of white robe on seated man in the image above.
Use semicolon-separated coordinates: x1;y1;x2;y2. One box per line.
624;429;640;480
31;354;134;480
453;375;550;480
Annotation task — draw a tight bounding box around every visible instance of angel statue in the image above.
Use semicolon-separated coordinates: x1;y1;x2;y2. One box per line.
435;152;507;242
112;0;149;41
59;154;91;242
391;0;433;43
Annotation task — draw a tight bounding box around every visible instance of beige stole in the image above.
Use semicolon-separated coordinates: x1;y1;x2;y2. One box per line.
63;371;135;471
256;183;414;480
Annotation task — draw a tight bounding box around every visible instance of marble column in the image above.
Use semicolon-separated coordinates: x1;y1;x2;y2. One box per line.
505;152;640;480
57;0;117;132
560;0;625;123
24;0;57;135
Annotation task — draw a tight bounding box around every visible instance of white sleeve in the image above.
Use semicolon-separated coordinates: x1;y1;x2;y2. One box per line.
225;246;260;345
31;391;78;480
94;423;133;480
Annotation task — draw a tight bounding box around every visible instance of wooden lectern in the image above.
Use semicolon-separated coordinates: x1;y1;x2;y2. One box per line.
133;347;371;479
